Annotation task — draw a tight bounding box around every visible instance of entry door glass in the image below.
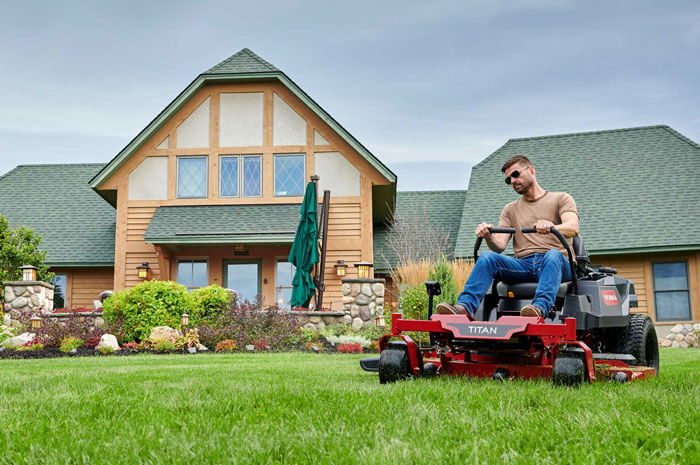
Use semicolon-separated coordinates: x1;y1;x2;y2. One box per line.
225;261;260;303
276;261;296;309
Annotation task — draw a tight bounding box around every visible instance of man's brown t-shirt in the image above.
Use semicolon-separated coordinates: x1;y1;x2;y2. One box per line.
498;191;578;259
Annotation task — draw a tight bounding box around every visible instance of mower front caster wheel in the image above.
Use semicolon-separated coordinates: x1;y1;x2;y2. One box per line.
378;341;415;384
552;356;585;387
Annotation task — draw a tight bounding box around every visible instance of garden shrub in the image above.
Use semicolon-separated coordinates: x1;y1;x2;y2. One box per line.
325;334;371;348
97;346;115;355
399;285;428;320
190;285;235;325
19;337;44;351
150;340;178;353
0;327;18;344
356;325;386;341
102;280;193;342
85;336;101;349
59;336;83;353
321;323;349;338
428;258;459;305
41;317;105;348
121;341;141;351
215;339;237;352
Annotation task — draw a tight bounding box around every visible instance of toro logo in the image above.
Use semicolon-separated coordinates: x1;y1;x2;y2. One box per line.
601;290;619;306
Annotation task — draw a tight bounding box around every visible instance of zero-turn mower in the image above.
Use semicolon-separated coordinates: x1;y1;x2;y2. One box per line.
360;227;659;386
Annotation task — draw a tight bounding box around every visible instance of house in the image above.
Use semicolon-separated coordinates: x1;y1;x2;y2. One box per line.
0;49;698;330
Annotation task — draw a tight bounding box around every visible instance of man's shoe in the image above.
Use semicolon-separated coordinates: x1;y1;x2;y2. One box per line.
520;304;544;318
436;303;475;321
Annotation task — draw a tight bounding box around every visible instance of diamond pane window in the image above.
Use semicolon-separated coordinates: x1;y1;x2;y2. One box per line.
242;156;262;197
274;154;305;196
177;156;207;198
220;156;239;197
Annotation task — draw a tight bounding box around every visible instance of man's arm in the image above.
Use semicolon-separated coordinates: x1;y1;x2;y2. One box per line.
475;222;511;253
533;211;579;237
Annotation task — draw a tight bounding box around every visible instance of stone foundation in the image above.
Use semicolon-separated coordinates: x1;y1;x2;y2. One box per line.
658;324;700;348
47;311;105;332
3;281;54;321
341;278;385;331
293;311;350;333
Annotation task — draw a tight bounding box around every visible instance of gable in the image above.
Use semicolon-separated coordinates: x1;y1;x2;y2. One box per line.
89;48;396;201
454;126;700;257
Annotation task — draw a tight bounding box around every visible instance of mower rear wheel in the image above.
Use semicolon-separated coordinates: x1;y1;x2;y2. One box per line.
621;314;660;375
552;356;585;387
378;341;412;384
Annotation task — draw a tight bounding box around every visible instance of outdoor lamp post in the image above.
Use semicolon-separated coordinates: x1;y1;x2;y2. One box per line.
334;260;347;277
137;262;151;280
181;313;189;330
19;265;37;281
30;314;42;330
354;261;374;279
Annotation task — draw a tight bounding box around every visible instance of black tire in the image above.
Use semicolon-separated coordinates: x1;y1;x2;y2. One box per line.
552;356;585;387
378;342;412;384
621;314;660;375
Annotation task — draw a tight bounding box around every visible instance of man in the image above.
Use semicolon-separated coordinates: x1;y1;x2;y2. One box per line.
437;154;579;319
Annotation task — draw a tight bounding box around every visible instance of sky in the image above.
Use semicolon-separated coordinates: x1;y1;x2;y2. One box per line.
0;0;698;190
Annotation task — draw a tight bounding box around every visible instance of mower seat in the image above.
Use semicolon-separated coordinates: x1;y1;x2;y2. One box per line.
496;281;570;299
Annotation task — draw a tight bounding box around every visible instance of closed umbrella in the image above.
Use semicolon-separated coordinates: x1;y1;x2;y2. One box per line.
288;181;319;308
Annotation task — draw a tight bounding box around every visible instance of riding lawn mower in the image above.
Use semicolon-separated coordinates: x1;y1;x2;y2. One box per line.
360;227;660;386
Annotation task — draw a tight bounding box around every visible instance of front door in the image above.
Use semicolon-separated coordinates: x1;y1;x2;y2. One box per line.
223;259;261;303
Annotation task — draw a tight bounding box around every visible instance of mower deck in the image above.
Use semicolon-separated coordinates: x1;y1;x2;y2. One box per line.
376;313;655;384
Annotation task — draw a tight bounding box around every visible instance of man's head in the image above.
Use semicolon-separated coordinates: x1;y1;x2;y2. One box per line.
501;155;535;195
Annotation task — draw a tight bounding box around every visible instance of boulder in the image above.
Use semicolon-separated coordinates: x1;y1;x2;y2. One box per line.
674;334;685;343
352;317;364;331
1;332;36;348
658;339;672;347
679;341;689;348
671;341;680;348
97;334;120;351
197;343;208;351
683;324;693;331
670;324;684;334
685;334;697;345
149;326;181;343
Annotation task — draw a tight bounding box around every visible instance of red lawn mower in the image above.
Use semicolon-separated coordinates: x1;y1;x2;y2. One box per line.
361;227;659;386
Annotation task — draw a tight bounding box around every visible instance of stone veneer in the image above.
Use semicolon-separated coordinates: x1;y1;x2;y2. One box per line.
341;278;385;331
295;311;351;333
3;281;54;320
657;323;700;348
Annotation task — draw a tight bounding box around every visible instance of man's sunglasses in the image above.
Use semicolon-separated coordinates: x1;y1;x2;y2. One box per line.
505;170;523;185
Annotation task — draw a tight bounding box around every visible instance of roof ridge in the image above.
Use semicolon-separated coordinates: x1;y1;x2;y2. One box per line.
506;124;669;143
204;47;279;74
14;162;106;167
398;189;467;194
659;126;700;150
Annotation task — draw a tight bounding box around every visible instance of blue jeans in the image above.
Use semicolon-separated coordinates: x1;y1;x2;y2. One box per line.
457;250;572;317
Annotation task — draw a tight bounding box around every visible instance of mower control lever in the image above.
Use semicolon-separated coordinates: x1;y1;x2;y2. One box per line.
473;227;516;261
521;226;578;294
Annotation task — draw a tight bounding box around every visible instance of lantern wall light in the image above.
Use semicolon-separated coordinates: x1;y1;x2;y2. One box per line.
19;265;37;282
137;262;151;280
334;260;347;277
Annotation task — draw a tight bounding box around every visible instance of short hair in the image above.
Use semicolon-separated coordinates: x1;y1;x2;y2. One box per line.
501;155;532;173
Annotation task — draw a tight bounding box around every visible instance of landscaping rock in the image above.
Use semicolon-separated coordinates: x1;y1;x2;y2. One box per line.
97;334;120;351
674;334;685;343
659;339;672;347
1;332;35;348
672;341;680;348
352;317;363;331
245;344;255;351
679;341;689;348
670;324;683;334
685;334;697;345
694;324;700;331
361;283;372;297
149;326;180;343
197;343;208;351
683;324;693;331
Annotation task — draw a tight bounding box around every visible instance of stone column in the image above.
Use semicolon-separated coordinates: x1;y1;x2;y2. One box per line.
341;278;385;331
2;281;54;322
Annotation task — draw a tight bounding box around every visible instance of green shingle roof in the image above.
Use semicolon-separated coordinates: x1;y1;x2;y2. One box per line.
144;204;302;245
374;190;466;272
0;164;115;266
204;48;279;74
454;125;700;258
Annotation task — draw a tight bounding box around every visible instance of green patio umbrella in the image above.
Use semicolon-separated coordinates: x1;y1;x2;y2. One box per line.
288;181;319;308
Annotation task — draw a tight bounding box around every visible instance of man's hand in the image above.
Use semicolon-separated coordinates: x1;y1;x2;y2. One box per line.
475;222;493;238
534;220;555;234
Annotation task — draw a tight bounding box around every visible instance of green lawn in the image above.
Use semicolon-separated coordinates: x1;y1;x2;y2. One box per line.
0;349;698;465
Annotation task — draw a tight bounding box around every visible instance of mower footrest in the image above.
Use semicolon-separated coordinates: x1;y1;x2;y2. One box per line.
593;353;637;363
360;357;380;372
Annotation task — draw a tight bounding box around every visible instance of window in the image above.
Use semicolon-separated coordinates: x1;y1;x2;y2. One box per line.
652;261;692;321
220;155;261;198
219;156;239;197
51;274;68;309
274;154;305;196
242;155;262;197
275;260;296;309
177;156;207;198
177;260;208;289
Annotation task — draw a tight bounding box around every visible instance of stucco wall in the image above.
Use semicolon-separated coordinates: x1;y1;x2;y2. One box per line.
128;157;168;200
219;92;264;147
315;152;360;197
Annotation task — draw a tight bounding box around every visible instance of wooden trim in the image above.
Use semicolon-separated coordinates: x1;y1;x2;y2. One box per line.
154;245;171;281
